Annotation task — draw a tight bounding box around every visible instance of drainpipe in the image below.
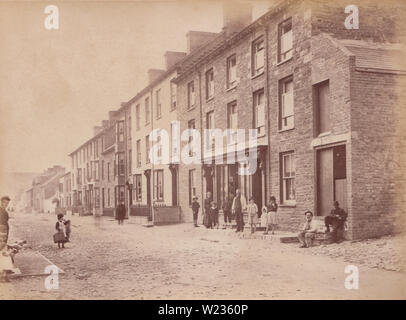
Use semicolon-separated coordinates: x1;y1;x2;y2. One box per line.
150;88;155;226
198;69;204;216
265;24;271;202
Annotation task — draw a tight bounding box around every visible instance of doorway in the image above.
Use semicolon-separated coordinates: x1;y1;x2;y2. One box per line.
317;144;347;216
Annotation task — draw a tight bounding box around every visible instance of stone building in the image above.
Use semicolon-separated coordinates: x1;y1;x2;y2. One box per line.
172;0;406;238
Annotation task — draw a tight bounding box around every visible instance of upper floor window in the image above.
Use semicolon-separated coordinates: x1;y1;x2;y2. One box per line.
253;89;265;136
205;68;214;100
145;135;150;164
136;140;141;168
227;101;238;143
227;54;237;88
135;104;141;131
252;37;265;76
187;81;195;109
170;81;177;110
314;80;331;136
145;97;150;125
117;121;124;142
155;89;162;119
206;111;215;149
116;152;125;176
278;18;293;62
279;76;294;131
188;119;196;157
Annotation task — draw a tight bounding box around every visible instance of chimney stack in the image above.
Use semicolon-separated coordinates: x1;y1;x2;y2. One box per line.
164;51;187;70
102;120;109;128
222;1;252;35
93;126;103;136
186;31;219;54
109;111;117;122
147;69;166;84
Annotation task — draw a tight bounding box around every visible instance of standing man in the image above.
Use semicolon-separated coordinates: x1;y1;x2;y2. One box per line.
0;196;11;243
191;196;200;227
222;194;233;229
115;200;126;225
203;192;212;228
232;189;247;232
325;201;347;243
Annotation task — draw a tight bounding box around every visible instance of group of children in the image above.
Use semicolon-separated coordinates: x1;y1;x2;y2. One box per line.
192;195;279;234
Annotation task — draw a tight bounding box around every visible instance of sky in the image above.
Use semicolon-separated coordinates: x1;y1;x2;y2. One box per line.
0;0;272;176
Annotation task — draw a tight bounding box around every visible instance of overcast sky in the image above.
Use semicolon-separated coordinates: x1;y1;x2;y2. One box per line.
0;0;271;176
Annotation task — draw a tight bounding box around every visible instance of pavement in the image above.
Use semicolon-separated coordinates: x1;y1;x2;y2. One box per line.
0;212;405;299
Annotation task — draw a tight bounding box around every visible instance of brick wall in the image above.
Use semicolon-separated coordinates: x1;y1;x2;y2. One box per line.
350;69;406;239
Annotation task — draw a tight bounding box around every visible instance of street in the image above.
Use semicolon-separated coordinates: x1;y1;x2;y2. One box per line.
1;212;405;299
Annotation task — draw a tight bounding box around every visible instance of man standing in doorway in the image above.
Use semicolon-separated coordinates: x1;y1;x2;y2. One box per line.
0;196;11;243
232;189;247;232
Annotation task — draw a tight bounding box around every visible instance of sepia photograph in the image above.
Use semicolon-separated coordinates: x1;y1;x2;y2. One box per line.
0;0;405;305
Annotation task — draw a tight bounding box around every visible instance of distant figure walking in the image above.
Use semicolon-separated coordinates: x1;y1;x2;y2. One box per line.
0;196;11;244
232;189;247;232
116;201;126;225
191;196;200;227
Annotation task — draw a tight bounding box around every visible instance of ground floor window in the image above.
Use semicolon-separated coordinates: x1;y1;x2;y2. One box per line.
280;151;296;204
153;170;164;201
135;174;142;202
94;188;100;208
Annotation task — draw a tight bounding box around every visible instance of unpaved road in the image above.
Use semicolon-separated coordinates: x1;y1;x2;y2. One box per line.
1;212;405;299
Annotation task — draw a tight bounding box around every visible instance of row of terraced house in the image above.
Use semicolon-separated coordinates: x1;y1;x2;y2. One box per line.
62;0;406;239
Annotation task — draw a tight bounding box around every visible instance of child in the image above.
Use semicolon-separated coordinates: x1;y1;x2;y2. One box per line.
247;198;258;234
209;201;219;229
64;219;71;242
265;196;278;235
54;214;67;248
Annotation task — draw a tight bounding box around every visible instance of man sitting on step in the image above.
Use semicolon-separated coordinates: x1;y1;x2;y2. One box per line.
298;211;317;248
324;201;347;243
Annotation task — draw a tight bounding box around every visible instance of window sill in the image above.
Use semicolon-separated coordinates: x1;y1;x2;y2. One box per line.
156;116;162;120
276;56;293;67
187;106;196;112
206;96;214;103
226;85;237;92
278;127;295;133
279;203;296;208
317;131;331;138
251;71;264;80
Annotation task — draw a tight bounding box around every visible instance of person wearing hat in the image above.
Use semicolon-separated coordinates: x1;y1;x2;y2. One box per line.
0;196;11;244
191;196;200;227
325;201;347;243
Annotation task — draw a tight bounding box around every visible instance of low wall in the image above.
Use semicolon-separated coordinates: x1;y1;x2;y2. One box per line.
153;206;181;225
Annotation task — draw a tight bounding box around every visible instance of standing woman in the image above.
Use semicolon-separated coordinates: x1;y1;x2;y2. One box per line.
0;196;11;244
203;192;212;229
265;196;278;235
